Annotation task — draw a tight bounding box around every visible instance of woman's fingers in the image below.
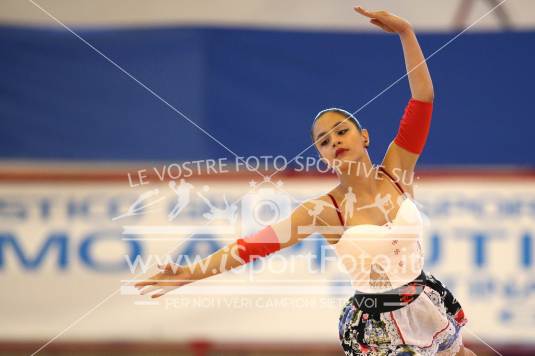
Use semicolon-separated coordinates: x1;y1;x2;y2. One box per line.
354;6;411;34
370;19;383;27
151;291;165;299
354;6;370;17
354;6;381;19
355;6;393;25
134;264;190;297
140;284;176;298
139;284;163;295
151;286;174;299
134;272;164;289
134;280;157;289
136;275;185;292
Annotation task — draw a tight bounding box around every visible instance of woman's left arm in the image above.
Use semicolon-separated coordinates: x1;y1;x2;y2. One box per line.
355;7;434;195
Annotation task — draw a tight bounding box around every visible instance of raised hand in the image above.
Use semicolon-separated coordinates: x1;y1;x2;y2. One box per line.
354;6;412;34
134;263;196;298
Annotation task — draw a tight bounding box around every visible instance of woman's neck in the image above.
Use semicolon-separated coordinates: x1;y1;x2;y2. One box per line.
337;158;380;198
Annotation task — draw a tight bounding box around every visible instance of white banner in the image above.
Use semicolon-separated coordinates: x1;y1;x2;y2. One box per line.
1;0;533;31
1;176;535;344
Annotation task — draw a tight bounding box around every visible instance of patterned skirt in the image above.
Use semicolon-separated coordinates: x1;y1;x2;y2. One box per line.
338;272;467;356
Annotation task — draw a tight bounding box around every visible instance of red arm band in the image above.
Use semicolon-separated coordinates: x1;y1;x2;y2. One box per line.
236;226;281;264
393;98;433;154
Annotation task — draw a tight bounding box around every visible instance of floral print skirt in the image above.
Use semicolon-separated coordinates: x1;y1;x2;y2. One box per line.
338;272;467;356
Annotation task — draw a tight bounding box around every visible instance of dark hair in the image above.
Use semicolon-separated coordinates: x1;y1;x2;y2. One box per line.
310;108;363;143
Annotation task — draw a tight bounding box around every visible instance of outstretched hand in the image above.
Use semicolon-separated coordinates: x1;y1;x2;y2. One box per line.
134;263;195;298
354;6;412;34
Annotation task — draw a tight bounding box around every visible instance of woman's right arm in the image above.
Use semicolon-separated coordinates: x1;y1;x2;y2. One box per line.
134;196;336;298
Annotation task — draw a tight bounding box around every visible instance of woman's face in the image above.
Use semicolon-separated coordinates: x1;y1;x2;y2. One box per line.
312;112;369;169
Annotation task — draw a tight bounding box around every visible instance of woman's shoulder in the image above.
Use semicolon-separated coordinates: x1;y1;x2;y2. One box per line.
302;191;336;207
300;190;342;222
325;185;343;200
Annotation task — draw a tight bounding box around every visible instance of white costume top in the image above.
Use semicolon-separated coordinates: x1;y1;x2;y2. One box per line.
333;196;424;293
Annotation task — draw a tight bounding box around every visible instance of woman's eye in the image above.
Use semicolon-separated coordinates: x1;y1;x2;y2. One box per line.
320;138;329;146
338;129;348;136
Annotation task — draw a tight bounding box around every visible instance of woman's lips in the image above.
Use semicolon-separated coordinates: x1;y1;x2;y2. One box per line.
335;148;349;158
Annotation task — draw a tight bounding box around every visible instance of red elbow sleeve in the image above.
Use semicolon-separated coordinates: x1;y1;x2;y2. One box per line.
393;98;433;155
236;226;281;264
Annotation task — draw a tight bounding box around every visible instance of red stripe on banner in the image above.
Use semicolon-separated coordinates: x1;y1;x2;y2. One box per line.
0;167;535;183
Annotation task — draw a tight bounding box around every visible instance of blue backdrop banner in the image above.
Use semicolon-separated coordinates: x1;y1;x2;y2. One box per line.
1;26;533;166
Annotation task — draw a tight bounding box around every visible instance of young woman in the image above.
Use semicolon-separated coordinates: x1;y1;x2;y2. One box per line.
136;7;475;356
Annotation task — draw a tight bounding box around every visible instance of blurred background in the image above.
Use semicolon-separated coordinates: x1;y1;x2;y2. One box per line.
1;0;534;355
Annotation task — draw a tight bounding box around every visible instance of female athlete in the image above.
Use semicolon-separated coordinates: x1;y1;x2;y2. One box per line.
136;6;475;356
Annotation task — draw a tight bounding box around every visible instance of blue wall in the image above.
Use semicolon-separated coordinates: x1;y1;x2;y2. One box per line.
1;26;533;166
